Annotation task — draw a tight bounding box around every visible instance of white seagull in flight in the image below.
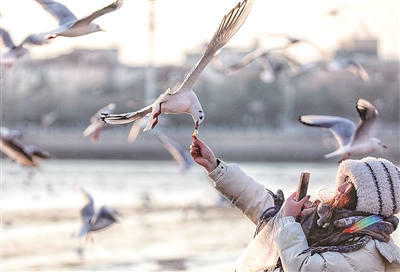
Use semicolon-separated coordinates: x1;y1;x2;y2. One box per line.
72;185;122;241
34;0;123;39
299;98;387;163
1;28;47;67
83;103;116;143
101;0;253;136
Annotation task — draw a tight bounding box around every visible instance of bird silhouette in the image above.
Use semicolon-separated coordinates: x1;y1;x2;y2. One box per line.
0;28;47;67
326;4;348;17
323;59;370;82
299;99;387;163
0;127;51;167
83;103;116;142
72;185;122;241
126;118;147;143
156;132;194;173
265;33;331;58
35;0;123;39
101;0;253;137
221;47;284;78
218;34;326;81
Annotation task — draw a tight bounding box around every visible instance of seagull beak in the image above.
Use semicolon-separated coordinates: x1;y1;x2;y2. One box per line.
195;122;199;130
382;144;388;149
100;28;106;32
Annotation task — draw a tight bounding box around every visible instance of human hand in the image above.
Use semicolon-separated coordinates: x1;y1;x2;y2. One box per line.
190;137;218;173
282;191;310;218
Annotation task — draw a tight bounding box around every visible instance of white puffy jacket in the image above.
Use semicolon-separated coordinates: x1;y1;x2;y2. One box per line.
208;160;400;272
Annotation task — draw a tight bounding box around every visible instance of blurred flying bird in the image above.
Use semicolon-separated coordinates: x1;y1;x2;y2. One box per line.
72;185;122;241
265;33;331;58
101;0;253;136
219;34;327;81
219;36;298;76
0;127;22;140
127;118;147;143
83;103;116;142
156;132;194;173
41;109;60;127
0;27;48;67
0;127;51;167
222;47;283;77
299;99;387;163
34;0;123;39
327;4;348;16
323;59;370;82
222;50;313;83
256;53;285;83
283;54;318;77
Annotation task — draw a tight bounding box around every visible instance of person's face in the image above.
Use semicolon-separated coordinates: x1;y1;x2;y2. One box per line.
334;176;353;204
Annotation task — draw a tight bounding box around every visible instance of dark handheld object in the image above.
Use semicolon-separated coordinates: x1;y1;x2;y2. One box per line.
296;172;310;202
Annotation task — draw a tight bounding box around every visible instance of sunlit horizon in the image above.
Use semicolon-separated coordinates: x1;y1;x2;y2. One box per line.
1;0;399;67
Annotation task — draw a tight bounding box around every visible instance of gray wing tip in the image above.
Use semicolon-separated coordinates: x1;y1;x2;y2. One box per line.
298;115;314;127
356;99;376;120
100;112;109;122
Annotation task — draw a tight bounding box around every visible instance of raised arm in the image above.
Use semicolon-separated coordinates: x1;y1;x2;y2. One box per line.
190;137;275;224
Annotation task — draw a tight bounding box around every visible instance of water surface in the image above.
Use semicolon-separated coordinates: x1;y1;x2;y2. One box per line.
1;159;398;271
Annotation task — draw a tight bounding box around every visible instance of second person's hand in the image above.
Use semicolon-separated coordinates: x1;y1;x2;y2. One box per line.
190;137;218;173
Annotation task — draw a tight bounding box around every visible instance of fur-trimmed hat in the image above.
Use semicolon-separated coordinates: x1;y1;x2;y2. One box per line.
336;157;400;217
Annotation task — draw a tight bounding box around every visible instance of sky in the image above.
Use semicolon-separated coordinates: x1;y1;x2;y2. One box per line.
1;0;399;67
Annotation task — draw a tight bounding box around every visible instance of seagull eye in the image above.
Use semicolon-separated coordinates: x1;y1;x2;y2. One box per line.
200;116;203;120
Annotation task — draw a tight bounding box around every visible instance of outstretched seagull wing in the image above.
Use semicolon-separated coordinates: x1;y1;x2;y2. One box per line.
20;34;48;46
351;98;378;144
299;115;356;147
73;0;124;28
172;0;253;94
224;47;279;75
78;186;95;222
90;205;120;232
0;28;16;48
35;0;78;26
101;105;153;125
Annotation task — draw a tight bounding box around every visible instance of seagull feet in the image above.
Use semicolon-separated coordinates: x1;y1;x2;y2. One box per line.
338;154;350;164
92;131;100;142
86;234;94;244
151;104;163;129
150;117;159;129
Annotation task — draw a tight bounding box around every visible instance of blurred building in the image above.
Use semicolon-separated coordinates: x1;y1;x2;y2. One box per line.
3;48;144;96
1;39;398;126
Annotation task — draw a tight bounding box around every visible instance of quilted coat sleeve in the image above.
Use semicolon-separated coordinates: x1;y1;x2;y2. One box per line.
208;160;275;225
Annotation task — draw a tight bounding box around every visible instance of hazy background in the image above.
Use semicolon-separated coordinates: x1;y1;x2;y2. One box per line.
1;0;399;65
1;0;399;163
1;2;399;271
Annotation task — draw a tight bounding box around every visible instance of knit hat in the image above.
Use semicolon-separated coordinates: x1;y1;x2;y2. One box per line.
335;157;400;217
